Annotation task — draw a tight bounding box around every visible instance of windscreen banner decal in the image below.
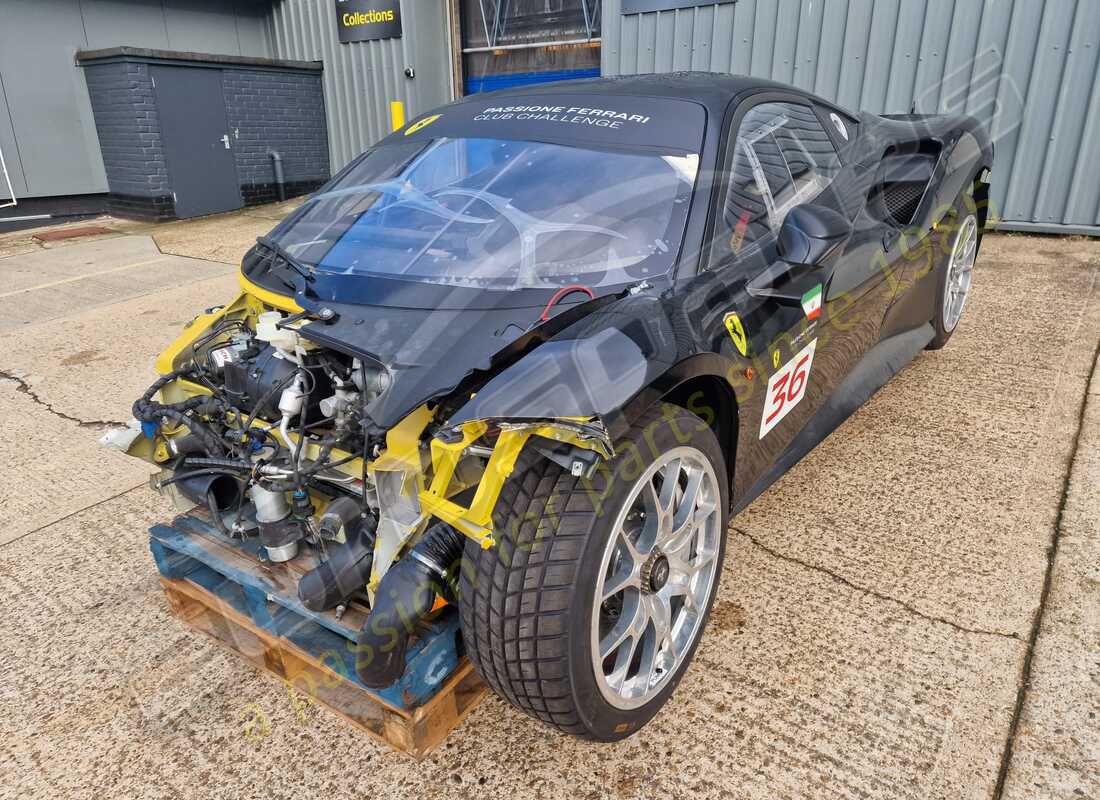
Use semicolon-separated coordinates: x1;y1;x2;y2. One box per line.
474;105;652;132
392;94;706;154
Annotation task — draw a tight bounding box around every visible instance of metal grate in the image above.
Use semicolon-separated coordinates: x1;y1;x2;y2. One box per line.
881;180;926;227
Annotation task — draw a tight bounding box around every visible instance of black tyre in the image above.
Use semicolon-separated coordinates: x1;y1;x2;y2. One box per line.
458;404;729;740
927;184;981;350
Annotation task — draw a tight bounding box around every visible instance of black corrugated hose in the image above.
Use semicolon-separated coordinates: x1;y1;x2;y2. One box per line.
354;522;466;687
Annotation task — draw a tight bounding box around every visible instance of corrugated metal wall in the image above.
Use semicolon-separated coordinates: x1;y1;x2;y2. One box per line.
266;0;453;171
602;0;1100;235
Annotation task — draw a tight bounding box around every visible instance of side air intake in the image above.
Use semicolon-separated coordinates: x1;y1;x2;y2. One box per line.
868;147;941;228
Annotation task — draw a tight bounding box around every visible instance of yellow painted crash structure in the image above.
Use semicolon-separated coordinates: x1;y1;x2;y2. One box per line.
140;275;612;560
420;420;610;548
367;407;610;550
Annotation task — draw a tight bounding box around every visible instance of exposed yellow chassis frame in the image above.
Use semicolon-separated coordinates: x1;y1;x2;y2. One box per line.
369;407;611;549
145;275;612;554
140;278;358;476
424;421;610;548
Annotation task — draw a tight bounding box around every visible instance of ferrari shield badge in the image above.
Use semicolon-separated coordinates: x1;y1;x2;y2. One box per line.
723;312;748;356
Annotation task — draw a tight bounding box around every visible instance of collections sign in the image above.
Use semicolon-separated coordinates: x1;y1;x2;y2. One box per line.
335;0;402;43
621;0;735;12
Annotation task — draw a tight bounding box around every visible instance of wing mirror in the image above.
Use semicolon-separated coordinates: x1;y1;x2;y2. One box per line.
748;203;851;305
777;203;851;266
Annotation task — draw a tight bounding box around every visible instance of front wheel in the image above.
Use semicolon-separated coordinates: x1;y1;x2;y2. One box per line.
458;404;729;740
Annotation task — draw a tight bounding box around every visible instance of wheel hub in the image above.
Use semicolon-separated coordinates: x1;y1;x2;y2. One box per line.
642;553;670;593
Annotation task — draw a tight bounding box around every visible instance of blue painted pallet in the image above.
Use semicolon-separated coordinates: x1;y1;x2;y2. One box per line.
149;515;476;719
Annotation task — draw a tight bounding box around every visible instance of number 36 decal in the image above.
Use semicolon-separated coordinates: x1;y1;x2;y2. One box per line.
759;339;817;439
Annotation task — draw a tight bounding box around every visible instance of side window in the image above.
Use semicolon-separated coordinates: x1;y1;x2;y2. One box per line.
714;102;841;263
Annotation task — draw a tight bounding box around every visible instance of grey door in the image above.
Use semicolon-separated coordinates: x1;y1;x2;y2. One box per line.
405;0;453;108
151;66;241;219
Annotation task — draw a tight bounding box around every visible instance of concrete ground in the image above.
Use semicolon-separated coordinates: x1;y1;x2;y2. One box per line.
0;209;1096;800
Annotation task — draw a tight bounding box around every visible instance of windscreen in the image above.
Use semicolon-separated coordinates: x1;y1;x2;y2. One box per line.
266;136;699;291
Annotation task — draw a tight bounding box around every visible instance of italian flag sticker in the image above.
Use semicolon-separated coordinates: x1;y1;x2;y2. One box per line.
801;284;823;320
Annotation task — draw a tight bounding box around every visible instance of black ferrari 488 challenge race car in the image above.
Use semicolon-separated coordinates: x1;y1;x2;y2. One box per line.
117;73;992;740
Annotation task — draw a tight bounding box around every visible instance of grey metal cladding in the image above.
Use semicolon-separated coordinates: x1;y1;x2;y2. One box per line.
603;0;1100;235
266;0;453;173
621;0;735;14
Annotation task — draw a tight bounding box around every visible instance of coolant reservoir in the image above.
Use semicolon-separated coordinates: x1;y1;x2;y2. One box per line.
255;311;300;353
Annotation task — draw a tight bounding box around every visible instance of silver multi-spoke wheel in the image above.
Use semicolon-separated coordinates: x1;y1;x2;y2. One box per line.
461;404;726;739
591;447;721;709
943;213;977;332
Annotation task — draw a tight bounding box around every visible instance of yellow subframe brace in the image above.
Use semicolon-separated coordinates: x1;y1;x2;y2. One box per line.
367;413;520;549
420;421;510;549
419;420;610;549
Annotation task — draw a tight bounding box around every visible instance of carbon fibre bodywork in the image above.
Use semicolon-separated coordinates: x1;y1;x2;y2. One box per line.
250;72;994;513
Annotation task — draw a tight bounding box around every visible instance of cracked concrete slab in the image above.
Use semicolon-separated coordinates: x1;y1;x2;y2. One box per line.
737;235;1100;639
0;228;1095;800
0;200;296;266
0;488;1023;800
0;369;127;428
1001;347;1100;800
734;526;1021;639
0;379;152;546
0;237;236;546
0;271;239;425
0;222;135;261
0;236;231;332
0;234;162;294
151;198;302;265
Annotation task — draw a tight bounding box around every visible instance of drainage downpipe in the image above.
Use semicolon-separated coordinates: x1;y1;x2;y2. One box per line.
268;150;286;201
354;522;465;687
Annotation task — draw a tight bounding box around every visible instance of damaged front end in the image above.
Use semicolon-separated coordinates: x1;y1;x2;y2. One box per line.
106;278;612;687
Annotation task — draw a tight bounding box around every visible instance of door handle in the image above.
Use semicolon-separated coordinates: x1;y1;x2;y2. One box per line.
221;134;231;150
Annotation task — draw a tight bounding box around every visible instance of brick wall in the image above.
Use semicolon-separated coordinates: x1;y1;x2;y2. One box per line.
222;69;330;206
82;54;329;220
82;62;174;220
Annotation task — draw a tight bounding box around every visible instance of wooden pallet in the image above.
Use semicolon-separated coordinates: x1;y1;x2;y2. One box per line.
149;514;488;758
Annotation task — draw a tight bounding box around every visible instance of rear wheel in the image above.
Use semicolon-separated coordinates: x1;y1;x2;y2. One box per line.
927;191;980;350
458;404;728;739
